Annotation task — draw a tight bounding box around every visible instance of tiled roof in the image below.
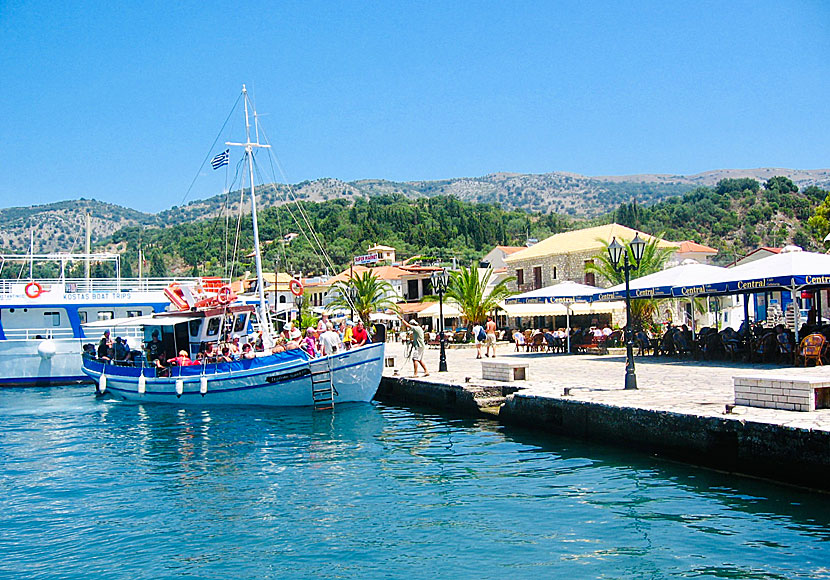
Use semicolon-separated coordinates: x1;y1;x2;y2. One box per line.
505;223;678;262
677;241;718;254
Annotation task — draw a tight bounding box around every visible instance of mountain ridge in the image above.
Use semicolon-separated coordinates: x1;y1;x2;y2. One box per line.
2;168;828;254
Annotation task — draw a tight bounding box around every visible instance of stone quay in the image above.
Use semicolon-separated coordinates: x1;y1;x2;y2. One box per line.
377;341;830;491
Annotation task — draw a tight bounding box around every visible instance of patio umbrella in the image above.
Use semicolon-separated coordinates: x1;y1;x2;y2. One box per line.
505;281;604;352
715;247;830;343
598;263;731;301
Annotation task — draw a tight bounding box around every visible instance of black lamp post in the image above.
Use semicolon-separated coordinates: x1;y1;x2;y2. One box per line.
347;286;357;322
431;269;450;372
295;294;305;327
608;234;647;390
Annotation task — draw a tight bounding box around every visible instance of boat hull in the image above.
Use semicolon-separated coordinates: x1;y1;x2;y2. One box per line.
0;338;91;386
82;343;384;406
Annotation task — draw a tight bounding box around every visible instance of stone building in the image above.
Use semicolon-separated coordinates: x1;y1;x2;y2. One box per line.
503;223;679;292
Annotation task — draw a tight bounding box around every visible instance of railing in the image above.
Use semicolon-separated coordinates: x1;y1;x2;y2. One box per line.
518;282;542;293
3;326;145;341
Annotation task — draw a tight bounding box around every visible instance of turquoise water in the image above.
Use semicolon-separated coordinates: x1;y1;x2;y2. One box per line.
1;387;829;579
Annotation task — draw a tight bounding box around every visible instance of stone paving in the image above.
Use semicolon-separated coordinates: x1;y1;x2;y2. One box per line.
381;341;830;432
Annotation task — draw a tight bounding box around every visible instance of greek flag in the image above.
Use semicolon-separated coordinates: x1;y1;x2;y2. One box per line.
211;149;229;170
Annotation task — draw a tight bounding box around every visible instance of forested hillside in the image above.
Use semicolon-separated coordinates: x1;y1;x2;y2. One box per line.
612;177;829;262
106;195;575;278
104;176;830;278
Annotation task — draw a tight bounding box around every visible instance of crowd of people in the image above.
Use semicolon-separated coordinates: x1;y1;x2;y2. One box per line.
92;316;378;369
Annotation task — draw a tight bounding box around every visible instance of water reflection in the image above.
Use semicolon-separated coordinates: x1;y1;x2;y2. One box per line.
2;388;829;579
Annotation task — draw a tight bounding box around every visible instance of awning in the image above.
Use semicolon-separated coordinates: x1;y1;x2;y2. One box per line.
499;301;626;317
83;314;202;328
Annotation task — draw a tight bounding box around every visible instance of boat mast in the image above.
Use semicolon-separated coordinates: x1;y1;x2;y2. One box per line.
226;85;274;348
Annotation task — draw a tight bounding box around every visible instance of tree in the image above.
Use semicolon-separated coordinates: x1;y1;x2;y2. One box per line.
445;265;515;336
328;270;399;325
584;235;674;331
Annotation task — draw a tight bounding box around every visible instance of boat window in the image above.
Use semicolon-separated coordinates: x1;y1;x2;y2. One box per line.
206;317;221;336
97;311;114;321
127;310;142;318
43;311;61;326
234;313;247;332
78;311;87;324
189;319;202;336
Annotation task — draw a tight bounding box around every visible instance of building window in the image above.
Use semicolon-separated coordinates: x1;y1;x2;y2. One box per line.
584;260;595;286
516;269;524;286
553;267;557;280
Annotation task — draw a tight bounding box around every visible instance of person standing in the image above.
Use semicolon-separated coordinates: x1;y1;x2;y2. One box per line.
484;315;497;358
319;322;340;356
472;321;485;359
98;330;113;360
400;318;428;377
351;320;370;348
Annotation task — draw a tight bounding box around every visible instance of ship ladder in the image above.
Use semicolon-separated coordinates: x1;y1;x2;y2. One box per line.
308;357;336;411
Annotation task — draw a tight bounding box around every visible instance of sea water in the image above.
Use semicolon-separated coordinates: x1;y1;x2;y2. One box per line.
1;387;828;579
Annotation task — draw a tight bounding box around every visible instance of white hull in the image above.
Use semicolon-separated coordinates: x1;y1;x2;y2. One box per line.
83;343;384;407
0;339;89;386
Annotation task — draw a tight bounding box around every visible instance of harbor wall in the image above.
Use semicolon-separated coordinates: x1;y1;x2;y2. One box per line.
376;377;830;491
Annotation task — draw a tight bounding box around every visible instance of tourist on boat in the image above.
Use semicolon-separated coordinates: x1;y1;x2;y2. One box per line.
113;337;130;361
218;346;233;362
167;350;195;366
301;328;318;357
229;336;241;357
400;317;428;377
271;338;287;354
319;322;340;356
317;313;330;333
343;321;354;350
146;330;163;362
98;330;113;360
351;320;370;348
241;343;256;360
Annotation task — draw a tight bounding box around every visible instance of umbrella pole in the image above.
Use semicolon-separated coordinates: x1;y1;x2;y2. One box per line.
566;306;571;354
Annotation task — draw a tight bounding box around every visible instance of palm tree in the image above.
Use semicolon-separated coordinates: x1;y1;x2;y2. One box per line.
585;235;674;332
445;265;515;337
328;270;399;325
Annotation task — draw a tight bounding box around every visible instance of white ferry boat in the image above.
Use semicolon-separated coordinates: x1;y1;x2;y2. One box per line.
0;252;208;386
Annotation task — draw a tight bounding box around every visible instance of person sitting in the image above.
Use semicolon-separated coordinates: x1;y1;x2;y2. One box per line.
271;337;287;354
167;350;194;366
513;329;526;351
241;343;256;360
113;337;130;362
217;346;233;362
98;330;113;360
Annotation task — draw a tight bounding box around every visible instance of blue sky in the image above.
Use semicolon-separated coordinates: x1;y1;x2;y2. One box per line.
1;0;828;213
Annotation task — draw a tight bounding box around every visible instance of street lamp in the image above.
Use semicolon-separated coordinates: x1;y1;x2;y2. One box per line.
608;233;647;390
431;269;450;372
347;286;358;322
295;294;305;327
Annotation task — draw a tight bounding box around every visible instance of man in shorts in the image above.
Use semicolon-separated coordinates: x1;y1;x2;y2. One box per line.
484;315;497;358
400;317;429;377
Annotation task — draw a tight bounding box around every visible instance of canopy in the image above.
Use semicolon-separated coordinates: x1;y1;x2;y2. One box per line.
419;302;463;317
83;314;202;328
505;280;603;304
500;301;626;317
715;248;830;293
369;312;399;322
597;263;731;301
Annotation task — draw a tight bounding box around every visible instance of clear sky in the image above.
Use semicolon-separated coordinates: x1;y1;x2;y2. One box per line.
1;0;828;213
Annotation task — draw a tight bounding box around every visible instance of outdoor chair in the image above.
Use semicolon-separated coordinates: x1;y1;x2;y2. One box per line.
528;333;545;352
797;333;825;366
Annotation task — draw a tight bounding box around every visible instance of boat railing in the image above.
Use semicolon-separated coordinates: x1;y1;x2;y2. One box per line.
0;277;225;295
4;328;79;340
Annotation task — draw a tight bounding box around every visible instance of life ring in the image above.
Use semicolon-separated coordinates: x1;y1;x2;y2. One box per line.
25;282;43;299
217;285;235;305
290;278;304;296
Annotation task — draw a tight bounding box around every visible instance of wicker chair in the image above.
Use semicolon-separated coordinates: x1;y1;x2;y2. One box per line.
797;333;825;366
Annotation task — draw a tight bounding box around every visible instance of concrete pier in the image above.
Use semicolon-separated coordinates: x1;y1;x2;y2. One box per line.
377;341;830;490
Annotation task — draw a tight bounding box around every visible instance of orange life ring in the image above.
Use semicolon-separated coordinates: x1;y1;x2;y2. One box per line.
289;279;304;296
25;282;43;299
217;285;235;305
